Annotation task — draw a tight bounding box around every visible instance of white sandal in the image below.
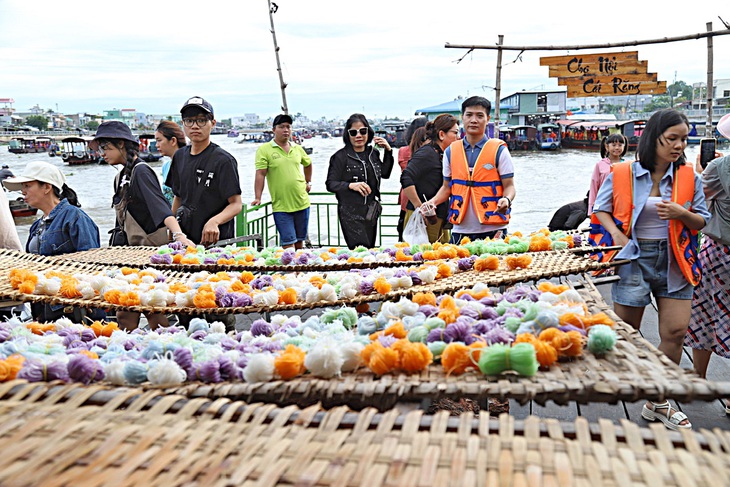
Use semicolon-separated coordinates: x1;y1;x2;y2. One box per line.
641;401;692;430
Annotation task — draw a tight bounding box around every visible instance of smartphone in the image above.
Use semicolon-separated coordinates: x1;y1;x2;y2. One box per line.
700;137;716;169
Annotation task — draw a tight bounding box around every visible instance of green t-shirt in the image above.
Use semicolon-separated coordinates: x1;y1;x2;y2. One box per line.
255;140;312;212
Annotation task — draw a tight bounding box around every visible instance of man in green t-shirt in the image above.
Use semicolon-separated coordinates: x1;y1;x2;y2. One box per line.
252;114;313;249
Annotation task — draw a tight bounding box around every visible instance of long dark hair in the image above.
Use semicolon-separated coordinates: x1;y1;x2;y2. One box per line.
105;138;141;205
156;120;186;149
342;113;374;147
52;184;80;207
636;109;689;172
408;127;428;155
405;117;428;146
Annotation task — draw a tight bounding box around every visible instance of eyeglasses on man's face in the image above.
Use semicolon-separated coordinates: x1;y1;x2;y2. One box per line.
348;127;368;137
182;118;211;128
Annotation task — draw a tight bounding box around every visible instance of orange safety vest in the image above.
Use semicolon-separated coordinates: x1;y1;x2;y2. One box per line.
588;162;701;285
447;138;508;226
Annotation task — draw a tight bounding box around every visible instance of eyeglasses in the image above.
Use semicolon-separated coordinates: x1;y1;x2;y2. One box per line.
348;127;368;137
182;118;210;128
97;142;111;152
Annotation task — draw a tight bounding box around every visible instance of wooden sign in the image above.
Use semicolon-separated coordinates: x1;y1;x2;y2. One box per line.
566;81;667;98
541;51;665;97
558;72;658;86
549;61;649;78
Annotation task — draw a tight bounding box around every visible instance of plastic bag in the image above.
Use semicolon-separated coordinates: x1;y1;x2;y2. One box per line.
403;211;429;245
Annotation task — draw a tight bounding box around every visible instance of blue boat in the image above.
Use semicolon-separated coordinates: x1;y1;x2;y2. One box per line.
537;123;561;150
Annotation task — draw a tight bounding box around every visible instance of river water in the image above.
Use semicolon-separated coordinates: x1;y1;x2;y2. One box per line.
1;135;703;246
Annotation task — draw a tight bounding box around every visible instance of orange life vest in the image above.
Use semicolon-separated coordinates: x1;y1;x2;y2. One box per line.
588;162;701;285
447;138;508;226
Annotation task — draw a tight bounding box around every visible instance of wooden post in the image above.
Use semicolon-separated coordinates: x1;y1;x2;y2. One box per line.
706;22;713;136
267;0;288;115
494;35;503;132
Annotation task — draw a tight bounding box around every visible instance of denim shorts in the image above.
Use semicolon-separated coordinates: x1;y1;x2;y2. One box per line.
273;208;310;246
612;239;693;307
450;229;505;245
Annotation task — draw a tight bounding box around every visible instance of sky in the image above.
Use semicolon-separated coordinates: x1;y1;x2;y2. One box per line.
1;1;729;121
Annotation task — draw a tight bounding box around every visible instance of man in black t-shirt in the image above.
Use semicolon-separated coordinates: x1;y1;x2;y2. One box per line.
165;96;242;245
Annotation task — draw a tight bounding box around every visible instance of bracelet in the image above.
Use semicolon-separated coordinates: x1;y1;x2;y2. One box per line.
172;231;186;240
306;181;312;185
502;196;512;207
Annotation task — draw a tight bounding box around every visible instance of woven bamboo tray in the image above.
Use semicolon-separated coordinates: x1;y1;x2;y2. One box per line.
55;243;611;272
2;277;726;408
0;248;624;316
0;383;727;487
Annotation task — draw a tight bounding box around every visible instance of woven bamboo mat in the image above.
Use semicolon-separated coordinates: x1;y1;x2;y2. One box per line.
2;276;725;408
0;248;623;316
54;243;609;272
54;246;423;271
0;383;727;487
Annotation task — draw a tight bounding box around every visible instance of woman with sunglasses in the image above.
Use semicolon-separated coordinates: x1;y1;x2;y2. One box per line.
93;121;194;330
326;114;394;249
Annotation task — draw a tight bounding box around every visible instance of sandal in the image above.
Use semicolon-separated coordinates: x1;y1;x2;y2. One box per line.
641;401;692;430
724;401;730;415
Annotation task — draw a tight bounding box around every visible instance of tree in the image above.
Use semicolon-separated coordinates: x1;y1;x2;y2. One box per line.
644;96;672;112
85;120;100;131
25;115;49;130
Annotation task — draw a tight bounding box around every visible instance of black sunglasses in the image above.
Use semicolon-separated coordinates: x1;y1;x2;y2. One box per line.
348;127;368;137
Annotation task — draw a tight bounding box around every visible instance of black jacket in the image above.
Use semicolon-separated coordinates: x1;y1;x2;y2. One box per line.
326;145;394;206
399;143;448;220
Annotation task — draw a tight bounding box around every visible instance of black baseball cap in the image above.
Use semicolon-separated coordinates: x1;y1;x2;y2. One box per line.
272;114;293;128
181;96;214;117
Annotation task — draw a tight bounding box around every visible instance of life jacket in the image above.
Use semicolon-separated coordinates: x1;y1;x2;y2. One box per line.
447;138;508;226
588;162;701;284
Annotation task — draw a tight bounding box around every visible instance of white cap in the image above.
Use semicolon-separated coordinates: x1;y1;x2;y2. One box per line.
717;113;730;139
2;161;66;192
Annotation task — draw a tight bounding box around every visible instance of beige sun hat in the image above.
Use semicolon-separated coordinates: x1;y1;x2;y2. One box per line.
717;113;730;139
2;161;66;192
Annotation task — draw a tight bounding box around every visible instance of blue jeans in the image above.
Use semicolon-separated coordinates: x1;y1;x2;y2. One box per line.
273;208;310;246
612;239;693;307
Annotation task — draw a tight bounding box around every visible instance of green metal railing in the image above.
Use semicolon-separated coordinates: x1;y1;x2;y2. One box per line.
235;191;401;248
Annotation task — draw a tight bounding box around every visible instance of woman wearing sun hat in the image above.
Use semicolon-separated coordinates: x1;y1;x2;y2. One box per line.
92;121;194;249
3;161;101;321
93;121;193;330
685;113;730;414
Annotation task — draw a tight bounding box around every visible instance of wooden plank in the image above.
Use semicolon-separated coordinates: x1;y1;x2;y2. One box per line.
548;60;648;78
531;401;580;422
566;81;666;98
576;402;629;423
540;51;639;66
558;72;658;86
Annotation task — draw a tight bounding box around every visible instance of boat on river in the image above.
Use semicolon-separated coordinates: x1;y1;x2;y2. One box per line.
500;125;538;151
59;136;98;165
138;134;162;162
7;194;37;218
557;119;645;151
8;136;53;154
536;123;561;150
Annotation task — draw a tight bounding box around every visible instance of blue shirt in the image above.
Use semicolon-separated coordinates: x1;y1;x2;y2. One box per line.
593;160;711;292
26;199;100;256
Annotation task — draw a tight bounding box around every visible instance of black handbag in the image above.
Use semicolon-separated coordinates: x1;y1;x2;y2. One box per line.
365;199;382;222
175;205;196;233
108;225;128;246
